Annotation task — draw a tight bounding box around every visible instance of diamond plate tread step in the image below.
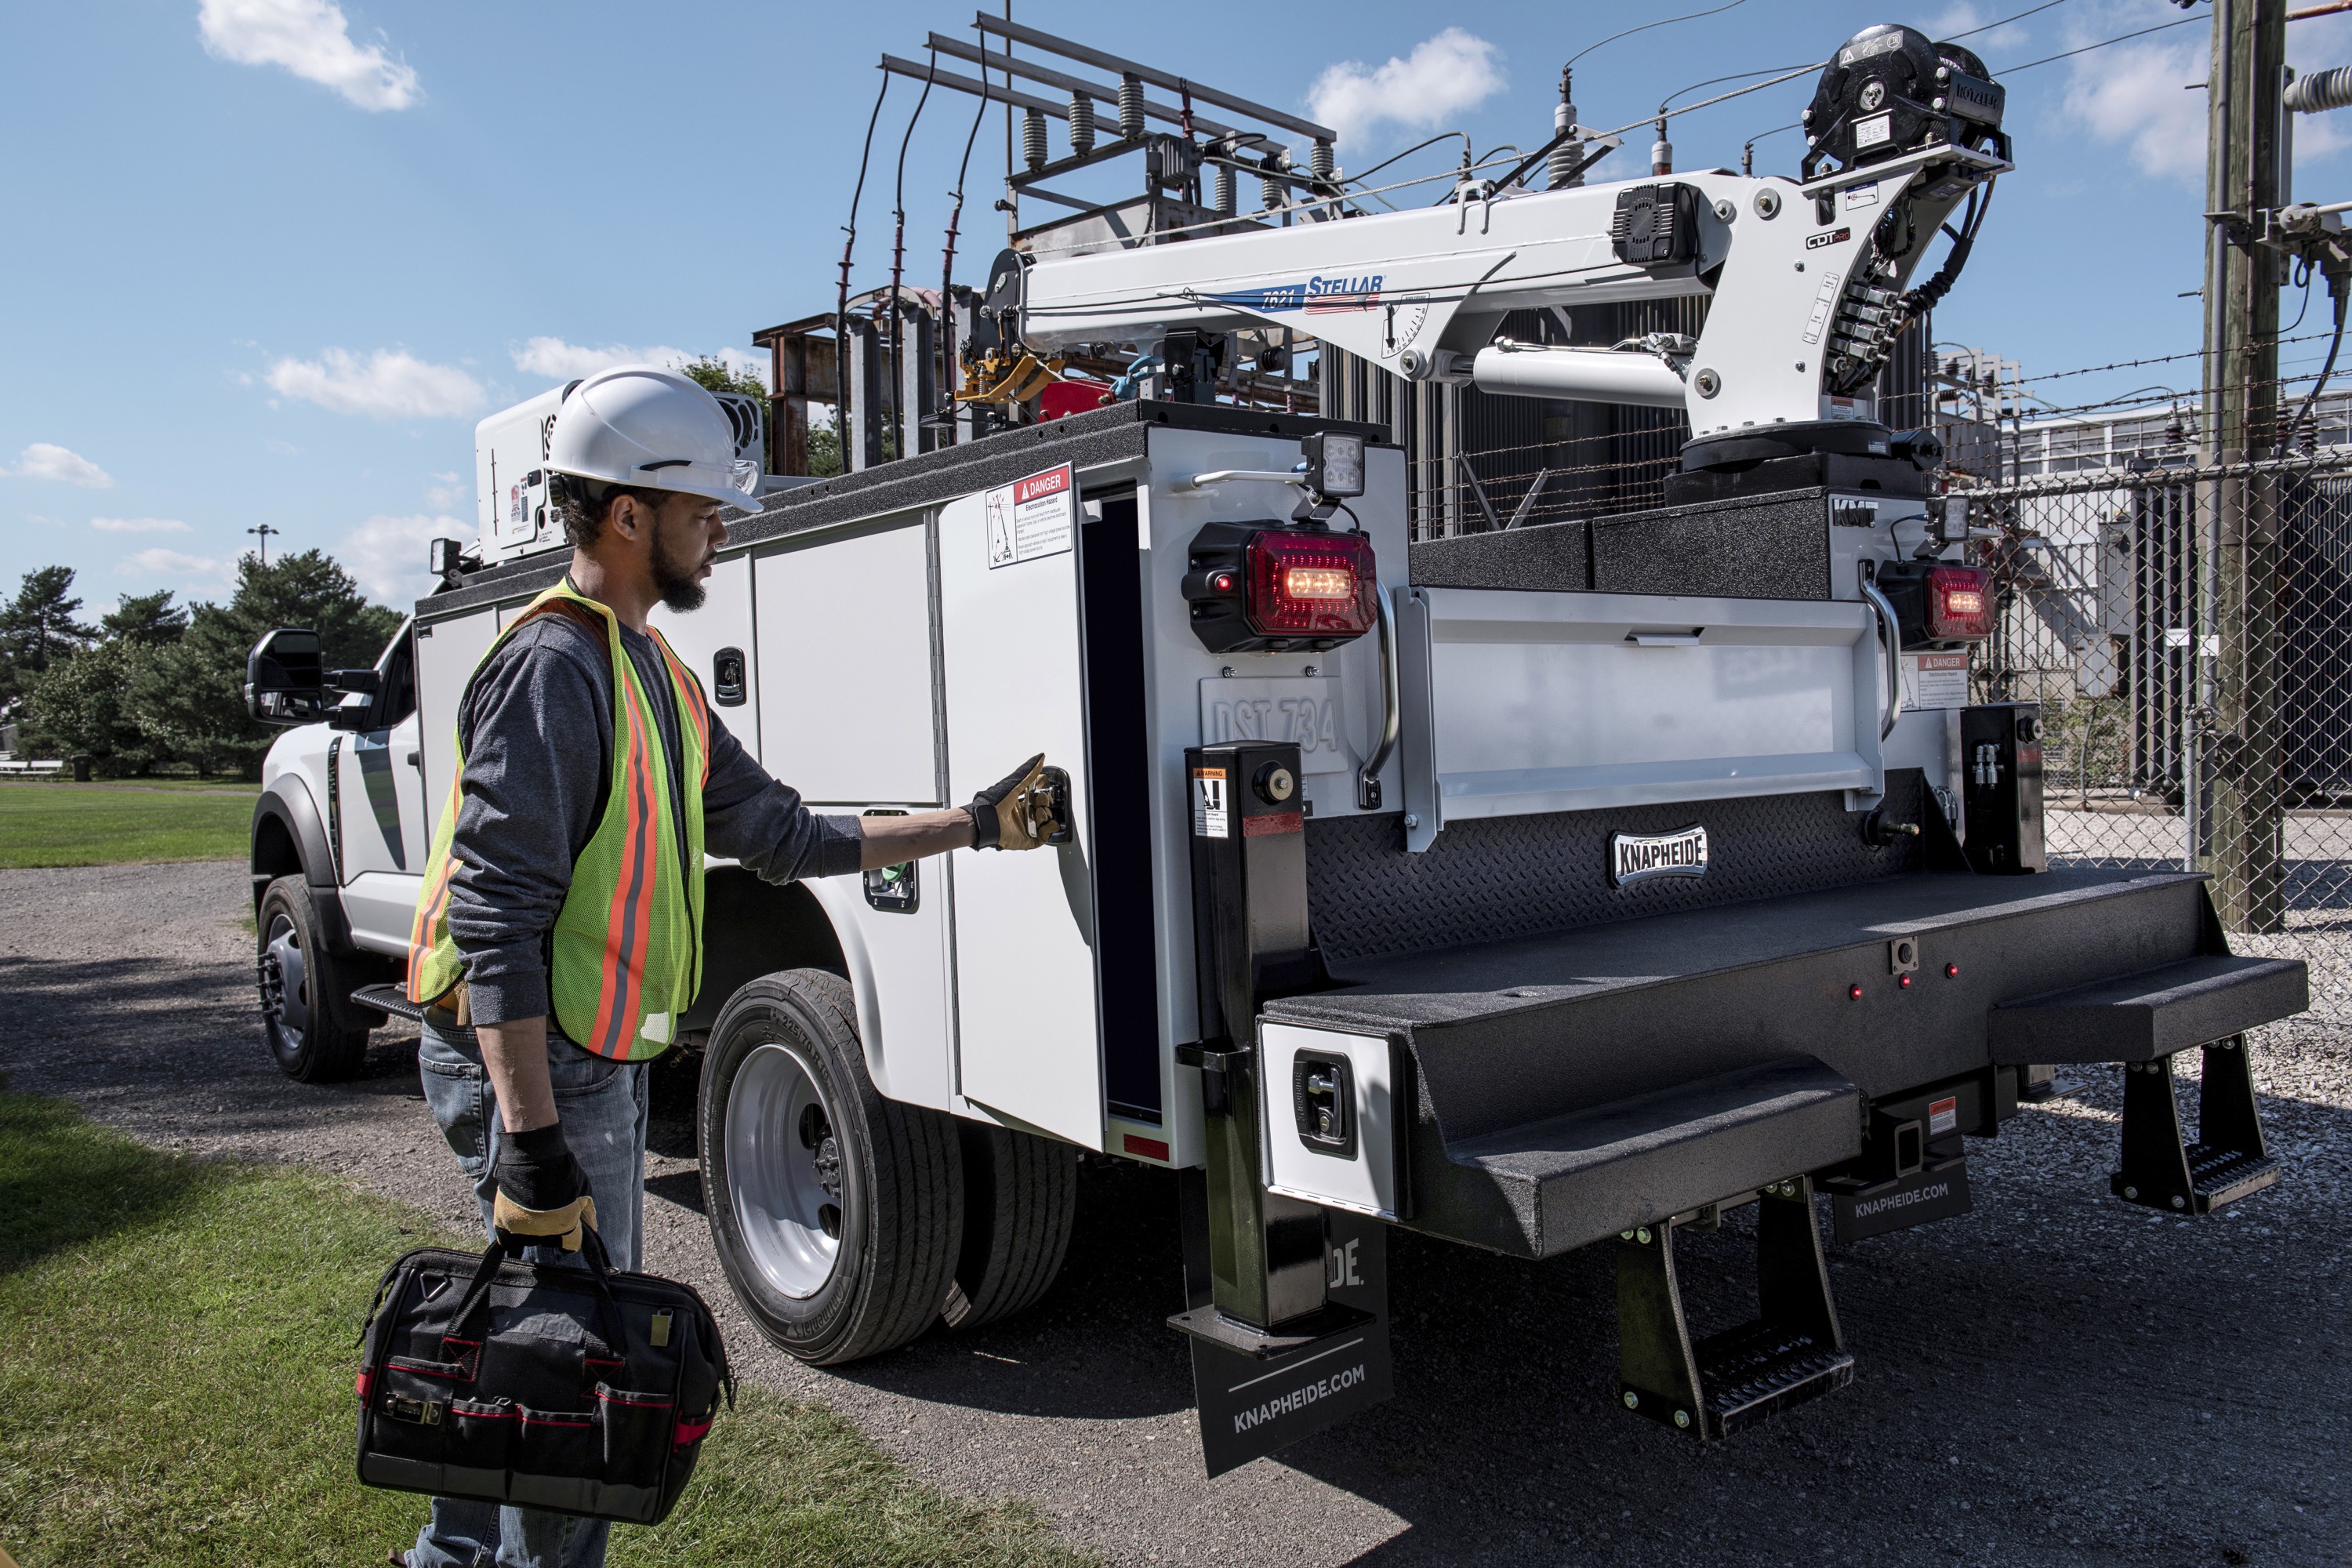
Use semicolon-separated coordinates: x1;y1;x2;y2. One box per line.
351;982;426;1024
1989;954;2308;1064
1693;1321;1855;1436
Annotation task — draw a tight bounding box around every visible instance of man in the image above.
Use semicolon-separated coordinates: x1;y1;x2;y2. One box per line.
397;365;1059;1568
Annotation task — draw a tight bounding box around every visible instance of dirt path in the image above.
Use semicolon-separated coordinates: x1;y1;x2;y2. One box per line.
4;860;2348;1567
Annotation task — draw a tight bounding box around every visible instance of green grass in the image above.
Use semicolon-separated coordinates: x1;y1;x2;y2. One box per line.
0;784;255;867
0;1093;1094;1568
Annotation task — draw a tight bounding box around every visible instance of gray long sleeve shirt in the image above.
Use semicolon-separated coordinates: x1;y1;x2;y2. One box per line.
441;605;865;1027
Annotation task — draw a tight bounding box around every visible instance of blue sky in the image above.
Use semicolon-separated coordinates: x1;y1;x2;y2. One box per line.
6;0;2351;612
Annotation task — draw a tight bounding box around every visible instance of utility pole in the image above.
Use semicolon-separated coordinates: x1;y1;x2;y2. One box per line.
2198;0;2288;932
245;522;280;564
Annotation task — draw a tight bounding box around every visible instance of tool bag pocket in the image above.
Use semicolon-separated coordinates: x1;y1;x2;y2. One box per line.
355;1230;733;1525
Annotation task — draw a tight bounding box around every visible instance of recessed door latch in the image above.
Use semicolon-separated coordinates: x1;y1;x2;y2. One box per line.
1293;1050;1356;1159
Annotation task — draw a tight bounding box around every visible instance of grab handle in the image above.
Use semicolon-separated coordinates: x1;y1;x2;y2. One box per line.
1358;583;1402;811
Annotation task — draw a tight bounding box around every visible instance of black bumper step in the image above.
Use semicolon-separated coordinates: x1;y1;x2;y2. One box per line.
2111;1038;2279;1215
350;983;426;1024
1449;1057;1860;1258
1989;954;2307;1064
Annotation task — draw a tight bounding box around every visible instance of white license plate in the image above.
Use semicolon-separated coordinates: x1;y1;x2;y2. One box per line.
1199;677;1353;775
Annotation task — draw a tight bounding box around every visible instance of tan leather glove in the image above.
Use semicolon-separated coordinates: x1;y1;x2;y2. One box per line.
490;1123;595;1250
492;1191;597;1252
968;753;1070;851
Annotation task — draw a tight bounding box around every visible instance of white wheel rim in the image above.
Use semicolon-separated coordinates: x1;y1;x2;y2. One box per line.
726;1040;846;1299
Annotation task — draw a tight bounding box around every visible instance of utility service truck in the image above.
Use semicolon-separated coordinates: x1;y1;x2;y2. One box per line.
245;24;2308;1475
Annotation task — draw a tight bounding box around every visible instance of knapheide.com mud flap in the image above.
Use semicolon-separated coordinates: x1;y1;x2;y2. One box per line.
1174;1181;1395;1478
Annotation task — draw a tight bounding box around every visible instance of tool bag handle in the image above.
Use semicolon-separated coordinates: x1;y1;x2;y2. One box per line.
440;1225;633;1374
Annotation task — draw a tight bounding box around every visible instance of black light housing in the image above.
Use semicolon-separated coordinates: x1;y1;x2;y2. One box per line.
1301;431;1365;499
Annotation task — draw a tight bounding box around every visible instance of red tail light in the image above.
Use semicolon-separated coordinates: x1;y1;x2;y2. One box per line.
1247;531;1377;641
1182;523;1380;652
1927;564;1994;641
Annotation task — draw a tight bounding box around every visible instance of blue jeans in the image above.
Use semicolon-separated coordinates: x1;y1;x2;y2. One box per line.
408;1018;651;1568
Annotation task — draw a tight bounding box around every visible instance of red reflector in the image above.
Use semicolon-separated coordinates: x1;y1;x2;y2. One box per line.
1928;564;1994;641
1246;530;1377;641
1848;984;1864;1000
1122;1133;1171;1163
1897;973;1911;989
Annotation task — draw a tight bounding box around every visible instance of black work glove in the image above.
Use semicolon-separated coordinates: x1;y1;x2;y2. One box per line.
967;753;1067;851
490;1123;596;1250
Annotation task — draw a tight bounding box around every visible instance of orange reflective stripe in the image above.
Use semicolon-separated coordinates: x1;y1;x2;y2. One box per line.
651;634;712;785
587;684;658;1057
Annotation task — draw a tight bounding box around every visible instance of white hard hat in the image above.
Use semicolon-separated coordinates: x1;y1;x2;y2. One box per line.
545;364;764;514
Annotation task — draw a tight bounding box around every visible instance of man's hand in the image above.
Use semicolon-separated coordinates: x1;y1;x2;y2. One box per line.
968;753;1069;851
490;1122;596;1250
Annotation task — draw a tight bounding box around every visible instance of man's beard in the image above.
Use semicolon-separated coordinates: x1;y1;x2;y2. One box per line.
650;526;708;613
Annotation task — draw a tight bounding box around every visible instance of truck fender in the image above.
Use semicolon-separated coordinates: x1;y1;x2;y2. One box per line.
797;877;897;1101
252;780;358;952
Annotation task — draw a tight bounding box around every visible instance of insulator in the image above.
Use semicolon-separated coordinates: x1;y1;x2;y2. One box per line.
1261;150;1289;212
1068;93;1095;157
1310;140;1334;180
1022;107;1047;172
2288;65;2352;114
1118;73;1146;140
1548;98;1581;190
1650;136;1673;176
1213;160;1236;216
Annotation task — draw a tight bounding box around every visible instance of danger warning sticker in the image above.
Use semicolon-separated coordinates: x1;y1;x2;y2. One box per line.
1929;1096;1959;1137
1192;768;1229;839
984;462;1076;568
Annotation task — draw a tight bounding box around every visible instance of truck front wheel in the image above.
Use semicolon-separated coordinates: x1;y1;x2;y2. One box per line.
700;969;961;1365
256;876;372;1083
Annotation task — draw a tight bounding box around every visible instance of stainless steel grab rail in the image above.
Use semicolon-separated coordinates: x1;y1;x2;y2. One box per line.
1358;583;1402;810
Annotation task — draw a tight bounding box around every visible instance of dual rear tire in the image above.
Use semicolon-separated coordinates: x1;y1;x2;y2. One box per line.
699;968;1077;1365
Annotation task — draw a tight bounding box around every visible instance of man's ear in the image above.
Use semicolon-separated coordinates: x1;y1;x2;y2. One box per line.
606;492;647;543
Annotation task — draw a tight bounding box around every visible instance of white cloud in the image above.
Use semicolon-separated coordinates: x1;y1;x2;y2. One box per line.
125;547;233;585
424;470;466;509
2060;25;2209;183
341;512;468;604
91;517;190;534
198;0;419;111
8;443;114;487
512;336;769;390
265;348;486;419
1307;29;1505;149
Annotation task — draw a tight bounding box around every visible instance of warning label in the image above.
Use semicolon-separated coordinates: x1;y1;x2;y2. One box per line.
985;462;1076;568
1904;651;1970;711
1192;768;1229;839
1928;1095;1959;1136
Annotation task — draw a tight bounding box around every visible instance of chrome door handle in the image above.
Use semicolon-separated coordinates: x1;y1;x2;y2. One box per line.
1860;577;1903;741
1358;583;1402;811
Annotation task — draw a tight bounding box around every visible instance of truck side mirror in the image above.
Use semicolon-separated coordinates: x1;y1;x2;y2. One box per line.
246;627;328;725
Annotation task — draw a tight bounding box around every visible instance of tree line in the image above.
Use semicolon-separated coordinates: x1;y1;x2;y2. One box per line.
0;552;401;779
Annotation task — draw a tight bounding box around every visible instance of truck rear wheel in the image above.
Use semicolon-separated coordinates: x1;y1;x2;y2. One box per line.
256;876;372;1083
700;969;961;1365
941;1122;1077;1330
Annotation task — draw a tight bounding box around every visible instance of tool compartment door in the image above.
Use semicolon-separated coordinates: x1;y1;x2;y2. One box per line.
938;480;1104;1150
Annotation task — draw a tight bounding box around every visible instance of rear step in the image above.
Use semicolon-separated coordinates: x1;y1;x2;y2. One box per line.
1616;1178;1855;1439
1989;957;2296;1216
350;983;426;1024
2114;1038;2280;1214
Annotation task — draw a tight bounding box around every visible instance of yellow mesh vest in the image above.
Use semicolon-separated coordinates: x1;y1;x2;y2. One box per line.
408;583;710;1061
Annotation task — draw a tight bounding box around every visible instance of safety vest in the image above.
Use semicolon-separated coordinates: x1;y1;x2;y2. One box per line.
408;580;711;1061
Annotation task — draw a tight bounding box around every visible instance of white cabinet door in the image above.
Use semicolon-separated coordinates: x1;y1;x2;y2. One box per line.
753;525;938;804
937;488;1103;1150
413;608;501;843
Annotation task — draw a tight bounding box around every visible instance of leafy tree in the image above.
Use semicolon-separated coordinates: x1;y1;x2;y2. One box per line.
675;354;768;401
101;590;189;646
16;640;161;776
0;566;99;706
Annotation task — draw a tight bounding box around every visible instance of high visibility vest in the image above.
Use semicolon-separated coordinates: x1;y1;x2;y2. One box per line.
408;580;711;1061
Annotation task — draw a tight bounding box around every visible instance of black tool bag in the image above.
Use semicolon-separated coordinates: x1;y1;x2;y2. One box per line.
356;1229;733;1525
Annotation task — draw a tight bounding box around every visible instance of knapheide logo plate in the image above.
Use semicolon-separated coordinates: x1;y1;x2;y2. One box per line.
1610;824;1709;887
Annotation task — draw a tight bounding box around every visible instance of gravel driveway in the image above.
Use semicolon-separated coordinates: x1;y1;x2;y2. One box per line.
4;859;2349;1567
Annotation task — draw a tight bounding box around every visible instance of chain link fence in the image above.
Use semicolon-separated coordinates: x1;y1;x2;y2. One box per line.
1962;452;2352;1022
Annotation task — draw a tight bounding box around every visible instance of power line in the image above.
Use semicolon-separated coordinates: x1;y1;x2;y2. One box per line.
1995;13;2200;75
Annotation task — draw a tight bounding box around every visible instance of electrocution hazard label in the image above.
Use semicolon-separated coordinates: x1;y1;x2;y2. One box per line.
985;462;1076;568
1192;768;1229;838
